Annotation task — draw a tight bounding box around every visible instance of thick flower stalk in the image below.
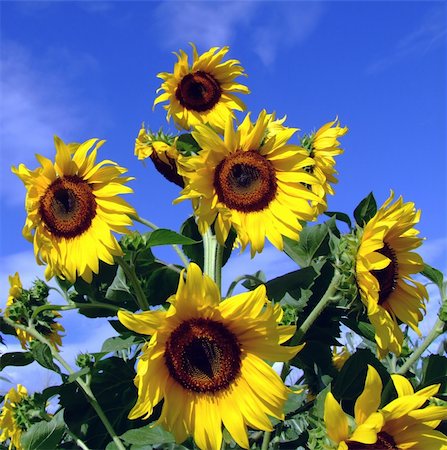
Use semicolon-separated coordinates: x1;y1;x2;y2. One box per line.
324;365;447;449
118;263;303;450
355;192;428;357
154;43;249;131
12;136;136;283
175;110;324;256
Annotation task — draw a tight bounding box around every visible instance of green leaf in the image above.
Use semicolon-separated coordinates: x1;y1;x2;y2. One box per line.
21;410;66;450
120;424;176;445
283;219;337;267
341;318;376;343
60;357;144;449
420;354;447;395
0;351;34;370
180;216;204;269
331;349;395;414
144;266;180;306
101;335;143;353
353;192;377;226
29;342;60;373
105;266;135;304
325;211;352;229
176;133;200;155
0;316;18;336
145;229;198;247
265;267;318;301
421;263;444;291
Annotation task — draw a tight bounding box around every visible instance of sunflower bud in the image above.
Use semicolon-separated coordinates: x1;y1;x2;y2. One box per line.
134;124;184;187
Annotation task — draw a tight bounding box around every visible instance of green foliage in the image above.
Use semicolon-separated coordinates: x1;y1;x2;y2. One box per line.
353;192;377;226
0;351;34;370
176;133;200;156
60;357;144;449
21;410;66;450
29;341;61;373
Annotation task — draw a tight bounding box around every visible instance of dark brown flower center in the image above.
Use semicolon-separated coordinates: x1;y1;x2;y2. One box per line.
347;431;397;449
371;242;399;305
164;318;241;393
149;151;184;188
175;71;222;112
39;175;97;238
214;150;277;212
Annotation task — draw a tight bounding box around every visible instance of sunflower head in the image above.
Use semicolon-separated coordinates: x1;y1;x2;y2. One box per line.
5;273;64;350
175;111;324;256
355;192;428;358
154;43;249;131
324;365;447;449
0;385;28;449
12;136;136;283
302;119;348;215
134;124;184;187
118;262;303;450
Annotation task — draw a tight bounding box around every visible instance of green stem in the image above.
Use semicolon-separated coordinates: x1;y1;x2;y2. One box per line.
203;227;223;290
132;214;190;267
294;270;341;344
261;430;272;450
3;317;126;450
225;274;264;298
397;317;445;374
116;256;149;311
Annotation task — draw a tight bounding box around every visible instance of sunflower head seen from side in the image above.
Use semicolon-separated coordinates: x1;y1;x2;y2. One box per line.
0;385;28;450
355;192;428;358
12;136;136;283
154;44;249;131
118;262;303;450
5;273;64;350
175;110;324;256
303;119;348;215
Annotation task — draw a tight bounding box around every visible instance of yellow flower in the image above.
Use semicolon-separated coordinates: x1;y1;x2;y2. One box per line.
332;346;350;371
324;365;447;449
12;136;136;283
6;273;64;350
0;384;28;450
307;119;348;214
355;192;428;357
175;111;323;256
118;263;303;450
154;43;249;131
134;124;184;187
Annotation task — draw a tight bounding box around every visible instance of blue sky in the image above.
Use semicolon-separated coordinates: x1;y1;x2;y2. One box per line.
1;1;446;391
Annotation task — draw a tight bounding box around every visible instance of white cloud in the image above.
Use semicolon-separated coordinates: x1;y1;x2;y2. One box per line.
153;1;323;66
0;41;98;205
154;1;258;50
251;2;323;65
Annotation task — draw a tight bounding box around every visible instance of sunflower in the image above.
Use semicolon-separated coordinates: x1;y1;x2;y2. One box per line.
306;119;348;215
118;263;303;450
154;43;249;131
12;136;135;283
0;384;28;450
355;192;428;358
134;124;184;187
175;110;323;256
6;273;64;350
324;365;447;449
332;346;350;371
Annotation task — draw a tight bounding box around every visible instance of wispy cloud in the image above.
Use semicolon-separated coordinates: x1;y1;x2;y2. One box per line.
154;1;258;50
153;1;323;66
250;2;323;65
366;6;446;74
0;41;98;205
